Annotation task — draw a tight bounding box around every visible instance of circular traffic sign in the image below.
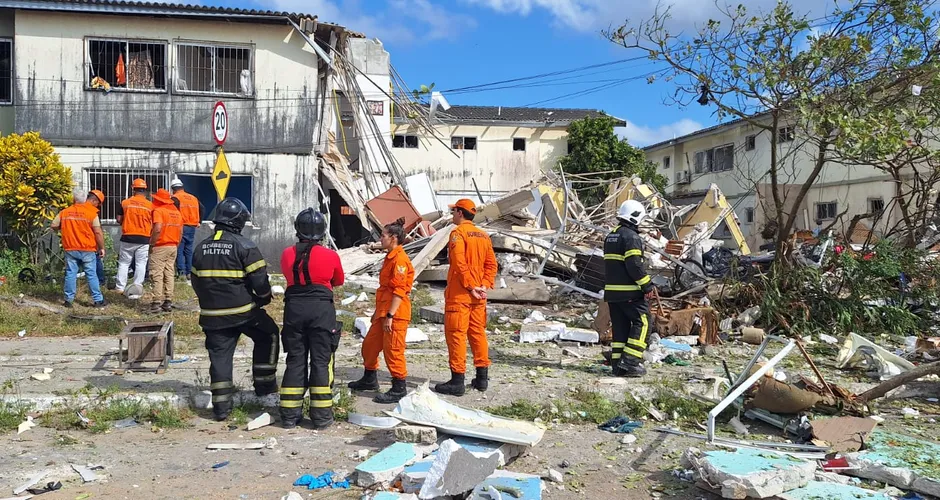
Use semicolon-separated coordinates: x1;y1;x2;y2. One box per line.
212;101;228;145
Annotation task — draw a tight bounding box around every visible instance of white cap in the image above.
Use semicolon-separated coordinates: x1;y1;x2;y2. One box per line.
170;178;183;188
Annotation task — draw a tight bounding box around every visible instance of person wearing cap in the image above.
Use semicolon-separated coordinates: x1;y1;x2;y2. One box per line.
170;177;204;283
51;189;107;308
278;208;345;429
192;198;279;421
82;189;109;288
434;199;498;397
115;178;153;294
348;217;415;405
149;188;183;313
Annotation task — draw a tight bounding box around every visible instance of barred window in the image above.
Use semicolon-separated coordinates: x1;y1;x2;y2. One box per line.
86;38;167;91
0;39;11;104
175;43;254;97
85;169;170;222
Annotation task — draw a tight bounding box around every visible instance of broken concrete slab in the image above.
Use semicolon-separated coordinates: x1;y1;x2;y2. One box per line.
559;327;599;344
845;431;940;497
470;470;543;500
405;328;430;344
485;279;551;305
206;443;265;450
418;439;501;499
247;412;272;431
416;266;449;283
691;447;816;499
71;463;101;483
394;425;437;444
518;321;566;343
388;383;544;447
355;317;372;338
451;436;526;467
419;306;445;324
371;493;419;500
13;471;50;495
543;468;563;483
355;442;419;487
401;457;435;494
778;481;890;500
30;373;51;381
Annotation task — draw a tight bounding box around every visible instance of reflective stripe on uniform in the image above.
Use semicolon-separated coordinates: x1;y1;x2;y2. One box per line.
604;254;625;261
253;364;277;371
280;400;304;408
192;269;245;279
624;249;642;258
636;275;651;286
210;381;234;390
309;399;333;408
624;346;644;359
611;352;622;359
605;285;641;292
328;354;334;387
280;387;305;395
244;259;266;274
213;230;223;241
638;314;649;347
254;374;277;383
611;342;626;348
309;387;331;395
211;393;232;402
200;303;255;317
628;338;647;348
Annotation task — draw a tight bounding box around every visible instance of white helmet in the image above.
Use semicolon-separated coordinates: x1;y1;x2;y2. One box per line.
617;199;647;226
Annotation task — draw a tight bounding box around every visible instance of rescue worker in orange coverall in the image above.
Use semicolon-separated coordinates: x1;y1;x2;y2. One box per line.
434;199;498;397
348;218;416;404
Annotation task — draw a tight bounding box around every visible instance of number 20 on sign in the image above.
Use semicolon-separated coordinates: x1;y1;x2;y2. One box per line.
213;101;228;145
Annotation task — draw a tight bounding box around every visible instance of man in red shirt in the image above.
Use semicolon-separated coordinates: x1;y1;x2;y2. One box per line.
278;209;345;429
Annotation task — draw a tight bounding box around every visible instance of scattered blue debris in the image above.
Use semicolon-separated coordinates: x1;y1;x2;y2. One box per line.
293;472;349;490
212;461;229;469
598;416;643;434
169;356;190;364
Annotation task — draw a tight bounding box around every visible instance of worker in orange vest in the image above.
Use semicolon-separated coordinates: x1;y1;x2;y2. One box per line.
170;178;204;283
348;218;416;404
115;178;153;294
434;199;498;397
150;189;183;313
51;190;107;308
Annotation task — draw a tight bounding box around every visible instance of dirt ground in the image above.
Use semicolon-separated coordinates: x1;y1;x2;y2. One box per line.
1;283;939;500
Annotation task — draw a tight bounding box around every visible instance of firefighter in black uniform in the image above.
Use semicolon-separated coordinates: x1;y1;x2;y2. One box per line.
604;199;656;378
192;198;280;421
278;209;345;430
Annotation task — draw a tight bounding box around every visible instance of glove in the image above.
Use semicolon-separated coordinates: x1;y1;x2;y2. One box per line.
254;293;272;308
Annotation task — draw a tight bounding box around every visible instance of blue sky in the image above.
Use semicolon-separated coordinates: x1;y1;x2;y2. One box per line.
213;0;819;146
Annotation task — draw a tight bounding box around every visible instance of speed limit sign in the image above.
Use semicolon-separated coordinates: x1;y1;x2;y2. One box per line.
212;101;227;145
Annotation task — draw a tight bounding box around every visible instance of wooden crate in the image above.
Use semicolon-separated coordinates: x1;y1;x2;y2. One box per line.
116;321;174;375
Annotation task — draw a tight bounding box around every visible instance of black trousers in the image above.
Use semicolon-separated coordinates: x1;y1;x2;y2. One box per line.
204;310;280;415
279;298;341;426
608;299;651;362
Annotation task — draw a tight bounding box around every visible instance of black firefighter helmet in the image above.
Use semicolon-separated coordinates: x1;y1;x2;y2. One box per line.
212;197;251;233
294;208;327;241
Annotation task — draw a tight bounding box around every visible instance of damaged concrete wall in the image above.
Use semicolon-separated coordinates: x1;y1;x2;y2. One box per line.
13;10;320;154
391;123;568;203
59;147;317;263
346;38;392;175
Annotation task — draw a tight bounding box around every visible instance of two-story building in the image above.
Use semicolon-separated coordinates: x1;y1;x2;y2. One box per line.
643;116;896;249
0;0;390;260
392;106;624;206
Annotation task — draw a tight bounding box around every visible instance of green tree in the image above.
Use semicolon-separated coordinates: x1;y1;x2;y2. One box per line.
559;116;666;207
0;132;73;263
607;0;940;262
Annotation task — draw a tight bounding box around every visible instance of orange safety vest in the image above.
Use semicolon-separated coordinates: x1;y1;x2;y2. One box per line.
376;245;415;321
120;194;153;238
59;203;98;252
174;190;200;227
153;205;183;247
444;221;498;305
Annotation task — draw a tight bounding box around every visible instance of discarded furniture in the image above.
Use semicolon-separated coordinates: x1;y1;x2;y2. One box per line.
115;321;174;375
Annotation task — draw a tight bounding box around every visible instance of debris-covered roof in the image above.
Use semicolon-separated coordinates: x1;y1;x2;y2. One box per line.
397;104;625;127
0;0;350;30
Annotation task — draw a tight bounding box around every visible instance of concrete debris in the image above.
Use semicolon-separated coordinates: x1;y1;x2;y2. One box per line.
419;439;501;499
29;373;51;381
340;294;357;306
485;279;550;304
518;321;565;343
543;468;564;483
206;443;265;450
778;481;891;500
620;434;637;445
419;306;445;324
265;438;277;449
737;306;760;327
13;470;50;495
845;431;940;497
728;417;749;436
394;425;437;444
689;447;816;499
357;292;369;302
355;317;372;338
17;416;36;434
247;412;272;430
349;413;401;429
470;471;542;500
814;471;852;485
902;407;920;417
280;492;303;500
372;492;419;500
356;449;370;460
523;310;546;324
71;463;102;482
558;327;599;344
401;457;435;494
355;442;419;487
405;328;430;344
819;333;838;345
271;285;285;295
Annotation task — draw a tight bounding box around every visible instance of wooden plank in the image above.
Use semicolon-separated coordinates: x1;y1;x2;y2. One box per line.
541;193;562;229
417;265;449;282
411;224;455;276
487;279;551;304
476;189;536;222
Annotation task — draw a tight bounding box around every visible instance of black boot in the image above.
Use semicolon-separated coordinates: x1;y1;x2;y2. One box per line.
470;367;489;392
213;403;232;422
280;409;301;429
434;372;465;396
611;362;627;377
618;357;647;378
348;369;380;391
373;378;407;404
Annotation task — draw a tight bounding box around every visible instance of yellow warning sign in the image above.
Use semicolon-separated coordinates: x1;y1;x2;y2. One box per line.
212;150;231;202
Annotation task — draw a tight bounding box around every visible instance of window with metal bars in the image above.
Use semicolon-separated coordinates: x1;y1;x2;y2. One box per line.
175;43;254;97
0;39;11;104
86;38;167;91
85;169;170;222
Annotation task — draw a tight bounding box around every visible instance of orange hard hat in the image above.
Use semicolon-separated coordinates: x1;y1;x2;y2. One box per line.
88;190;105;204
448;198;477;215
132;178;147;189
153;188;173;205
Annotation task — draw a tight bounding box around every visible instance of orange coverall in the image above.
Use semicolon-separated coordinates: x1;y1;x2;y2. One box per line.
444;221;498;374
362;245;415;379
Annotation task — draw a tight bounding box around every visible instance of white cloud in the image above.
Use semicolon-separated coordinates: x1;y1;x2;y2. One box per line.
617;118;704;147
462;0;823;32
268;0;475;44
